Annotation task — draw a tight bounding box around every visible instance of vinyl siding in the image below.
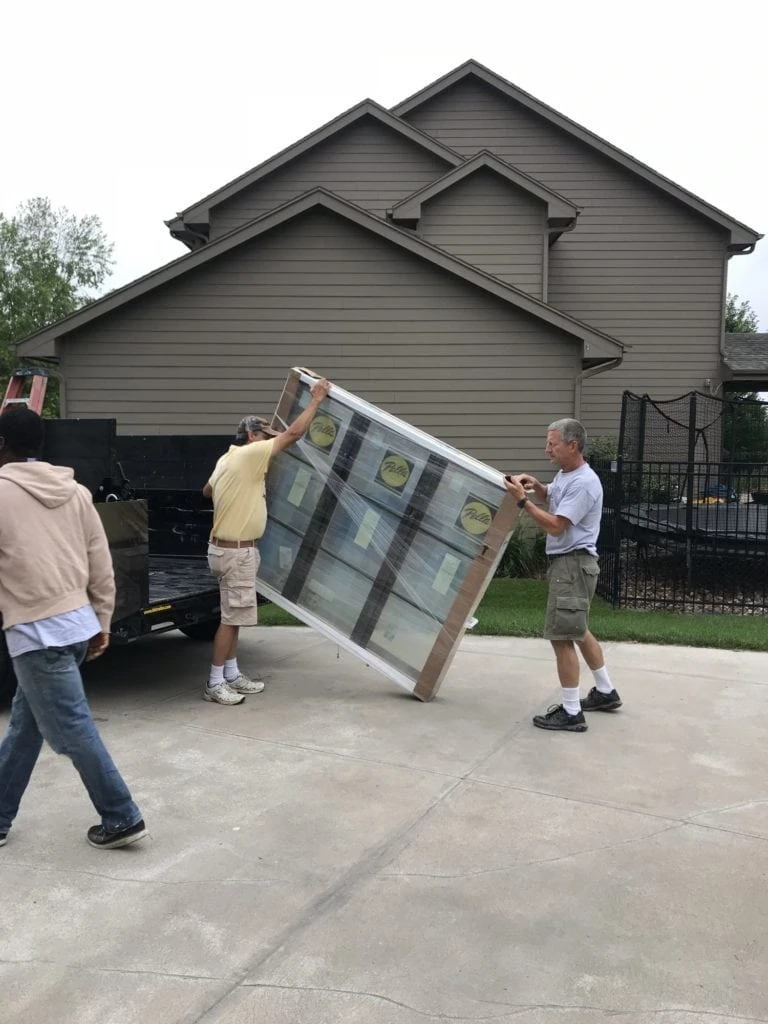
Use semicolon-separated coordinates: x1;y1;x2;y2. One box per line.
209;118;451;238
61;210;581;474
418;169;547;298
402;78;729;440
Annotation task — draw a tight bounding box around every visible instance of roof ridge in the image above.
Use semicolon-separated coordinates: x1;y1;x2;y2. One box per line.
173;100;463;229
17;188;623;361
391;60;762;246
390;149;579;222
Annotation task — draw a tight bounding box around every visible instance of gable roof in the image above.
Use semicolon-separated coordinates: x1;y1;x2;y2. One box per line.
168;100;463;240
723;333;768;375
390;149;579;235
18;189;624;363
392;60;762;250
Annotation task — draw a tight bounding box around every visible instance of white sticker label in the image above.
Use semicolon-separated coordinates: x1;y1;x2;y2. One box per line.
432;553;461;595
279;546;293;569
287;467;311;507
353;509;380;549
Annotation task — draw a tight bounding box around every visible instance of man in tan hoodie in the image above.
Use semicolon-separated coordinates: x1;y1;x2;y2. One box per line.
0;407;146;850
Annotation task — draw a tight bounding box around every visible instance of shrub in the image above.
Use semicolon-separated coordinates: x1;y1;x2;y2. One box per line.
586;435;618;463
496;521;548;579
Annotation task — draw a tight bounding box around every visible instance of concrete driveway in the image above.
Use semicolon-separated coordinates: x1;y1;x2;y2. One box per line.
1;627;766;1023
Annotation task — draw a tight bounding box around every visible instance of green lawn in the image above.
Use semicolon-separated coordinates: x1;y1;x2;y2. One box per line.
472;579;768;650
259;578;768;652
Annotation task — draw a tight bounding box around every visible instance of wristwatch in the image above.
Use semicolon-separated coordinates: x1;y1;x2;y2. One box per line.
517;497;528;509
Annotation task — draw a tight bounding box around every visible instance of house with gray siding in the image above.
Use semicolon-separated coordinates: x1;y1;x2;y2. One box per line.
16;60;762;476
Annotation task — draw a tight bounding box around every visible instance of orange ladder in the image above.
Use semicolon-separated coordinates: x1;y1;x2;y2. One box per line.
1;368;50;416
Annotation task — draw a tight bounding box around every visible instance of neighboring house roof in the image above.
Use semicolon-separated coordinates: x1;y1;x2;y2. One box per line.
17;189;624;363
391;60;763;251
389;149;579;237
166;100;463;241
723;334;768;375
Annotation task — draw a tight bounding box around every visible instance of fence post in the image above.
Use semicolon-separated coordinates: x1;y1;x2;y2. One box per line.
637;395;647;464
685;393;697;590
610;394;630;606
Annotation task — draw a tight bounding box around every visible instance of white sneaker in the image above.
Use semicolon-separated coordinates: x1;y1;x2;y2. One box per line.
202;682;245;705
225;673;265;694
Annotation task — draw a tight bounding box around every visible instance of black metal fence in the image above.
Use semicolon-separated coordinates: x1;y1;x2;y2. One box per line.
595;391;768;614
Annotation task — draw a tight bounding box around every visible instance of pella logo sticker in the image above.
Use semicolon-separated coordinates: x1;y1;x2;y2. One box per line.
307;413;339;452
457;496;496;536
376;451;413;493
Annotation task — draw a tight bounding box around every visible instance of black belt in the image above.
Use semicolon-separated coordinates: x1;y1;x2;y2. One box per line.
548;548;595;559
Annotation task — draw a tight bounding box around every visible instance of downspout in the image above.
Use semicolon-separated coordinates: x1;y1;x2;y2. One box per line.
574;358;622;421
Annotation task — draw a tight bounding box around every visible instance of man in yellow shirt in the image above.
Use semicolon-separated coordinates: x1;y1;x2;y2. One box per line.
202;378;331;705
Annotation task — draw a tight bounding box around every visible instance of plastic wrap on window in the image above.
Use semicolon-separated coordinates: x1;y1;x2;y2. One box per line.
258;369;520;701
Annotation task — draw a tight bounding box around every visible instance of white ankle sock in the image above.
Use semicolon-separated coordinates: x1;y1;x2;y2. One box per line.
592;666;614;694
224;658;239;682
208;665;225;688
561;686;581;716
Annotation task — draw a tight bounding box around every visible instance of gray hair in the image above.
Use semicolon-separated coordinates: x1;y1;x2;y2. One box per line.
548;418;587;452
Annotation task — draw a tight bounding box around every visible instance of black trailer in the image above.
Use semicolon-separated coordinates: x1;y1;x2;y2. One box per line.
0;420;229;704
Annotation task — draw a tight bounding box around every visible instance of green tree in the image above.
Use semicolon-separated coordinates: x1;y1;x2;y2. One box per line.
722;392;768;463
724;293;760;334
0;198;114;414
721;293;767;464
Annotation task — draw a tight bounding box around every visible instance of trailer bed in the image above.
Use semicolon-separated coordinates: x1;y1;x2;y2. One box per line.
148;555;218;604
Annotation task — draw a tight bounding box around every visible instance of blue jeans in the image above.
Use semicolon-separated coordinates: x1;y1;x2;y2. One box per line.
0;642;142;835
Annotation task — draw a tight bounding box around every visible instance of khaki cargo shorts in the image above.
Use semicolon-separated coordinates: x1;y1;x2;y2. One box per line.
544;551;599;641
207;543;260;627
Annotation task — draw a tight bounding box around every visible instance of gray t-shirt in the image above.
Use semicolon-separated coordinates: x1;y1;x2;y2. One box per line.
546;463;603;556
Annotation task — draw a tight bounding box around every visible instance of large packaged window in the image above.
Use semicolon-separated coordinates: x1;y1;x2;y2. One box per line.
258;369;519;701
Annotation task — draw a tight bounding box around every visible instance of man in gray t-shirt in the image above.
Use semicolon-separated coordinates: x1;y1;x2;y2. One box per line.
545;462;603;557
504;418;622;733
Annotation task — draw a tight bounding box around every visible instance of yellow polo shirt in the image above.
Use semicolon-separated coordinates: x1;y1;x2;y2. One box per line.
208;439;275;541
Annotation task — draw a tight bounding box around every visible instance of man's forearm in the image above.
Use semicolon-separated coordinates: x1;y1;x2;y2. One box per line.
522;500;562;537
285;395;324;440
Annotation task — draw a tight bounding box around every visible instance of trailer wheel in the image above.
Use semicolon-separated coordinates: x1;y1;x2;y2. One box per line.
179;620;220;642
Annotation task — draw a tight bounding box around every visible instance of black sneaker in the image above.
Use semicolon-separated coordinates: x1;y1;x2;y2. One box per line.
581;687;623;712
0;832;7;848
533;705;588;732
87;818;148;850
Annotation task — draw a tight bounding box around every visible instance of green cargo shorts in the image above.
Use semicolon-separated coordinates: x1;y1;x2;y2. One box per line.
544;551;600;641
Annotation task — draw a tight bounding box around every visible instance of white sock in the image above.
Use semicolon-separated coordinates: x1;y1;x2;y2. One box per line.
561;686;581;716
592;666;614;695
224;658;239;682
208;665;225;688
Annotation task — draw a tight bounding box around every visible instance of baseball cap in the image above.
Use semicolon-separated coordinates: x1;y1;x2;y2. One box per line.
235;415;281;442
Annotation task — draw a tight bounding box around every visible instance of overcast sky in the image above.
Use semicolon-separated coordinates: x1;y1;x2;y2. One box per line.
4;0;766;327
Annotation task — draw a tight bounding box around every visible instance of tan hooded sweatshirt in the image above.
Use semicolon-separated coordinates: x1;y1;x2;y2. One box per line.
0;462;115;631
